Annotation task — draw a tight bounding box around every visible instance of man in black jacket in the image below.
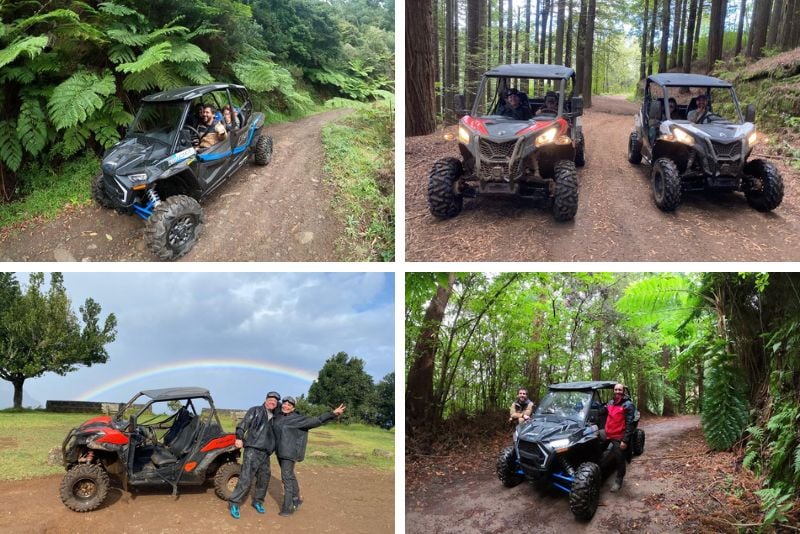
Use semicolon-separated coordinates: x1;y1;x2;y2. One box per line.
228;391;281;519
274;396;346;516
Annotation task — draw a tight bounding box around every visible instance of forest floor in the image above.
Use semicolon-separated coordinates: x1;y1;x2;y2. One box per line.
0;465;392;533
406;415;794;533
0;109;350;262
405;96;800;261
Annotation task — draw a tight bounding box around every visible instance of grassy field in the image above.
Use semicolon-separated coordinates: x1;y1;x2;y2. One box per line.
0;410;394;481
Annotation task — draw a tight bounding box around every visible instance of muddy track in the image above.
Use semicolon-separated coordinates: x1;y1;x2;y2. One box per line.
405;96;800;261
0;465;392;534
0;109;351;262
406;415;702;533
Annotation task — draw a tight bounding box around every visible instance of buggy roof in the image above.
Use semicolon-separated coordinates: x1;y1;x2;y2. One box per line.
548;381;618;391
142;84;246;102
484;64;575;79
138;387;211;401
647;73;732;88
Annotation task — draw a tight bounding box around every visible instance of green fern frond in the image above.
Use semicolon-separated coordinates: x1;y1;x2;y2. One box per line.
172;61;213;85
743;450;759;470
47;71;115;130
0;66;35;83
746;425;764;441
58;124;91;158
793;444;800;476
0;35;49;69
116;42;172;74
98;2;138;17
233;59;288;92
106;27;150;46
149;63;189;90
12;9;80;35
108;43;136;65
101;97;134;127
17;99;47;156
166;41;209;64
185;26;222;40
0;120;23;171
146;25;189;43
121;70;158;92
701;354;748;450
89;123;121;149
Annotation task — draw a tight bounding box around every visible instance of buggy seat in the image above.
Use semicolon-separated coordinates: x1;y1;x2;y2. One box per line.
151;415;200;467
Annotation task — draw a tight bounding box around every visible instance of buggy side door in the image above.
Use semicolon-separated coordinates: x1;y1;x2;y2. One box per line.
194;90;236;193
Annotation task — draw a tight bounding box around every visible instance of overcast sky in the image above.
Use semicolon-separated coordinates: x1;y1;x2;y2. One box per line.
5;272;394;410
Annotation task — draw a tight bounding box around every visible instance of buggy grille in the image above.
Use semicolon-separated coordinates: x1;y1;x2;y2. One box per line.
711;140;742;160
477;138;523;181
518;440;548;468
479;139;518;160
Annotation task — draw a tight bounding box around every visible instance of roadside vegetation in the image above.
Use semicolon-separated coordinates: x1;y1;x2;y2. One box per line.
321;98;395;261
0;0;393;229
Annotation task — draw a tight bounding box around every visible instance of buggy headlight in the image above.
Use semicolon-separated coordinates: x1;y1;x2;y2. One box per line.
547;438;570;451
748;131;758;145
535;127;558;147
458;125;470;144
123;173;148;183
672;128;694;145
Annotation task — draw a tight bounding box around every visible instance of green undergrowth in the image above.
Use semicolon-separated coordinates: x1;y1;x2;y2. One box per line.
0;153;98;229
0;410;394;481
321;99;395;261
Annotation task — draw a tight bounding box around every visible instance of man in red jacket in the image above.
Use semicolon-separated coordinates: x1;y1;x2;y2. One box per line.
602;383;636;492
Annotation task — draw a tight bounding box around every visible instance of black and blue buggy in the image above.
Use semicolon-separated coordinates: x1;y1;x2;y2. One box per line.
496;381;645;521
93;83;273;260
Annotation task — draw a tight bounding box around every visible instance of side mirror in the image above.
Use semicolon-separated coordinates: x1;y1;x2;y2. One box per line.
744;103;756;123
649;100;662;119
571;96;583;116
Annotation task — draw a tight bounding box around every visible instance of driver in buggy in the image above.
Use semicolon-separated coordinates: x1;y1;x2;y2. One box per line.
687;93;709;124
195;104;227;150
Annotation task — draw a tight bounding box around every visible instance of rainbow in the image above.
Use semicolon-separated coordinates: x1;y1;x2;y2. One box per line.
77;358;318;401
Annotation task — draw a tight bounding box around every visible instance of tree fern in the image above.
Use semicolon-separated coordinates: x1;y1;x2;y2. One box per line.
17;99;47;156
106;27;150;47
794;444;800;476
98;2;140;17
0;36;48;69
701;349;749;450
0;120;23;171
12;9;80;34
47;71;115;130
116;42;172;74
167;41;209;64
233;59;288;92
172;61;213;85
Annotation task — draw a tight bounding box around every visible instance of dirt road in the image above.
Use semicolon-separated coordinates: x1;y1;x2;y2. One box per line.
406;96;800;261
0;465;392;533
0;109;350;262
406;415;703;533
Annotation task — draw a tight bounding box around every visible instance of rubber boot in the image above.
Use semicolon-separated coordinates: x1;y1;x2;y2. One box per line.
279;494;295;517
293;497;303;510
229;504;240;519
252;502;265;514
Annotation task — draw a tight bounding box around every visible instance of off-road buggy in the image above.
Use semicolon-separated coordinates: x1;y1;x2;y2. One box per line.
93;83;273;260
428;64;585;221
628;73;783;212
59;387;243;512
496;381;646;521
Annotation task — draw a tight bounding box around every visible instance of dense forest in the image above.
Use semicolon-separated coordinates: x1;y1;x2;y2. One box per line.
406;272;800;526
0;0;394;200
406;0;800;135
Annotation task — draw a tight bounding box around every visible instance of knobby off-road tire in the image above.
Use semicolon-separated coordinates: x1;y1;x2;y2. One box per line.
214;461;242;500
743;159;783;212
428;157;464;219
60;464;110;512
254;135;273;166
552;160;578;222
144;195;204;261
92;173;116;209
569;461;602;521
575;132;586;167
633;429;646;456
628;131;643;164
652;157;681;211
496;445;524;487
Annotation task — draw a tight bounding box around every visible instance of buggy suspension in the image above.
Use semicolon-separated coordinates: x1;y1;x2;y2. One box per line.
132;189;162;220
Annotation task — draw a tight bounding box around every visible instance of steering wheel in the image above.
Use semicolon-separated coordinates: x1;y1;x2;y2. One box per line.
182;124;208;146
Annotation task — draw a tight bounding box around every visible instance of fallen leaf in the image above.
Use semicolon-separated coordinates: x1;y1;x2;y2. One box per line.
105;234;113;241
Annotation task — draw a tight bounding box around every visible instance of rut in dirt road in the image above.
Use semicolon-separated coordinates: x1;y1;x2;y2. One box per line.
0;109;351;262
405;96;800;261
406;415;703;534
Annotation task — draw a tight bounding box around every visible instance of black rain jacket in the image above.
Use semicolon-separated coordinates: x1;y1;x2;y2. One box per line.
236;404;277;453
274;410;335;462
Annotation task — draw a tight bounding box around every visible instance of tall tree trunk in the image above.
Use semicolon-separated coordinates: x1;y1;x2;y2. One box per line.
465;0;484;109
524;0;532;63
678;361;687;413
649;0;659;75
692;0;703;61
565;0;574;67
696;356;704;413
707;0;726;69
583;0;595;106
515;7;521;63
684;0;698;71
444;0;455;121
765;0;780;48
499;0;505;63
11;375;25;410
637;360;651;415
670;0;682;68
662;346;676;416
506;0;513;63
677;0;688;68
548;2;554;63
735;0;747;55
406;274;455;440
575;0;587;95
434;0;442;116
527;295;548;404
539;0;552;72
555;0;566;65
640;0;650;82
749;0;771;58
659;0;671;72
590;331;602;380
406;0;438;136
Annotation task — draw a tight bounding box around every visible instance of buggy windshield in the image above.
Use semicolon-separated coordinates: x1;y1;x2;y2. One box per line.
129;102;185;146
535;390;592;422
653;86;743;124
474;76;571;120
